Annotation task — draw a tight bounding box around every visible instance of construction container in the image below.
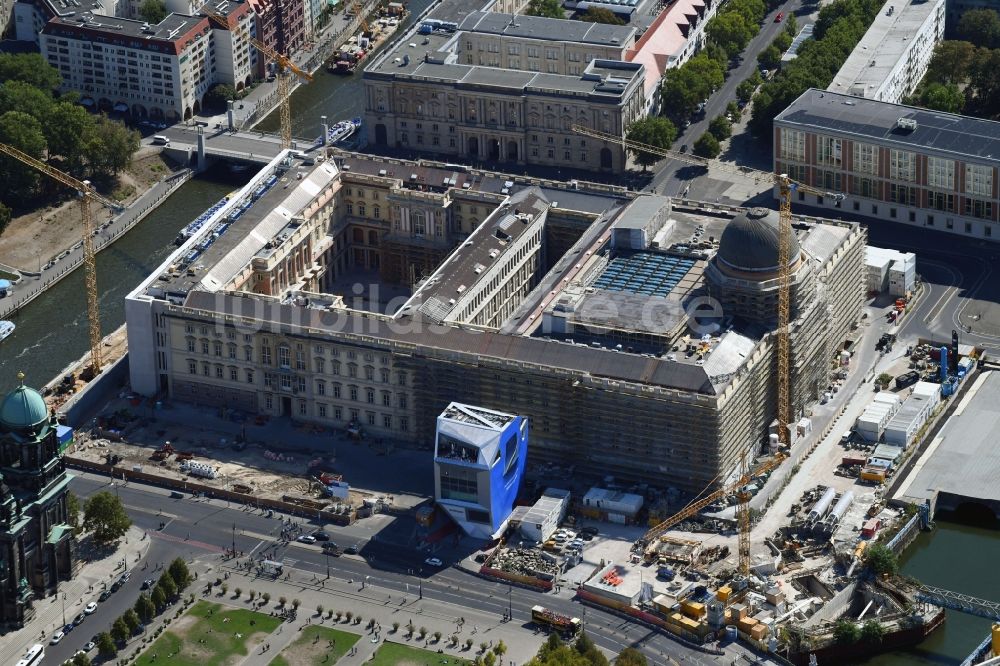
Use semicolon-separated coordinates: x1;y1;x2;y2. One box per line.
750;624;769;640
730;603;747;620
681;600;706;619
738;617;758;634
716;586;732;603
992;623;1000;656
764;587;783;605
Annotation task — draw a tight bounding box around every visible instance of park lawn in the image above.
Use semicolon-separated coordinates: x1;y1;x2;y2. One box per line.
134;600;281;666
367;641;473;666
267;625;361;666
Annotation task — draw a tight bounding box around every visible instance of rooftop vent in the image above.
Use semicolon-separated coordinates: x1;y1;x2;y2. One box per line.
896;117;917;131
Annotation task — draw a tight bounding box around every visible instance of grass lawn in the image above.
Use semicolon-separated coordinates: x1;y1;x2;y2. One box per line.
367;641;473;666
267;625;361;666
134;600;281;666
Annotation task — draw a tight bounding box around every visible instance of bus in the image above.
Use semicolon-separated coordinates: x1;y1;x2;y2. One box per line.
531;605;581;635
16;644;44;666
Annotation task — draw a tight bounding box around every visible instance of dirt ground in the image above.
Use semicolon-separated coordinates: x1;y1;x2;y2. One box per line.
0;147;177;271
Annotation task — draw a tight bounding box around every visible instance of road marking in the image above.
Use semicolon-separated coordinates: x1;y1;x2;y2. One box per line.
923;284;958;324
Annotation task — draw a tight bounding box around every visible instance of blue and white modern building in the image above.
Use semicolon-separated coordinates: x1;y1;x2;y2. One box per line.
434;402;528;539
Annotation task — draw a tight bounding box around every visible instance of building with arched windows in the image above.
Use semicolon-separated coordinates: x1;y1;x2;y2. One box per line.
0;373;77;629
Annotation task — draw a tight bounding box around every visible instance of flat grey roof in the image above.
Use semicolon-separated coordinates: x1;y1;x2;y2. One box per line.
775;88;1000;164
180;290;717;394
828;0;942;98
895;371;1000;507
459;11;635;46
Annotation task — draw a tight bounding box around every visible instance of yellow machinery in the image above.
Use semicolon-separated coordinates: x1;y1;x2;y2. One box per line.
0;143;124;374
573;124;844;574
205;9;314;148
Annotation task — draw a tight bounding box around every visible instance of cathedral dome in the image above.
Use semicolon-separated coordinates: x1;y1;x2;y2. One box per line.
0;373;48;431
716;207;800;275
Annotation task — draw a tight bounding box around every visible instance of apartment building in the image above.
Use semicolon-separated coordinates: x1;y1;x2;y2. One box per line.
364;14;645;173
827;0;944;103
774;88;1000;240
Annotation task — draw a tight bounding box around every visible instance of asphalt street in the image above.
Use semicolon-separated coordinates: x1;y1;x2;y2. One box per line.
65;473;769;665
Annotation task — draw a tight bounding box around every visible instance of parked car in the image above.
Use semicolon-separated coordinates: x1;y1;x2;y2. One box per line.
99;590;112;602
141;579;155;590
74;612;86;626
344;545;359;555
84;641;96;651
110;581;122;593
297;535;317;544
424;557;443;567
51;631;65;645
63;623;75;634
84;602;98;615
312;531;331;541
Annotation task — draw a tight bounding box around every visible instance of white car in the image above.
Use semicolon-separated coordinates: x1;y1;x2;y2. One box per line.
84;602;98;615
424;557;443;567
296;535;317;544
50;631;65;645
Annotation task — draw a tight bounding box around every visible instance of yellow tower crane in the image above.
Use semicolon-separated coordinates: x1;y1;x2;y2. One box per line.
0;143;124;375
205;9;314;148
573;124;843;574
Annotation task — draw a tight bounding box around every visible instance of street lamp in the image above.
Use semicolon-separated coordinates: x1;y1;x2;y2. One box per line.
232;522;237;557
508;585;512;619
325;551;330;580
61;592;66;626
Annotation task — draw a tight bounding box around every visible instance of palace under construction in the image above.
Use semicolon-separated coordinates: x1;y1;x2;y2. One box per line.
126;150;866;493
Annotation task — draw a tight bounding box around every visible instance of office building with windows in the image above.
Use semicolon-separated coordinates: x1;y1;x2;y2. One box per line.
363;12;645;172
434;402;528;539
827;0;944;104
774;88;999;240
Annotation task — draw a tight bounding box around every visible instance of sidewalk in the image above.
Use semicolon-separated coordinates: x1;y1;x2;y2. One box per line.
0;168;192;319
0;525;151;665
195;562;544;666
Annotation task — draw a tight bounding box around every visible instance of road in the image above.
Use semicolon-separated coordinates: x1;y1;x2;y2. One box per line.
63;473;772;665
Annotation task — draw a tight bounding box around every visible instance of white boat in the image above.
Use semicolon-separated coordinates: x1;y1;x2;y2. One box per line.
0;321;15;342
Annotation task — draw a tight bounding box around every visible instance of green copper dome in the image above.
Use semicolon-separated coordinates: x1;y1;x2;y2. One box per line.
0;372;48;431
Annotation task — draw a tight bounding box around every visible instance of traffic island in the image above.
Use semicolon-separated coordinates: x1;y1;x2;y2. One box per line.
367;641;473;666
134;601;281;666
267;625;360;666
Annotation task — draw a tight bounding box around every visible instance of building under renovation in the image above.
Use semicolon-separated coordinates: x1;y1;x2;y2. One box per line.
125;150;866;493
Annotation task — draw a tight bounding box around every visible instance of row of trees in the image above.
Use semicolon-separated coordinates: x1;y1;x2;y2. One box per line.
748;0;884;138
525;632;647;666
905;10;1000;117
97;558;193;660
704;0;769;61
0;54;140;211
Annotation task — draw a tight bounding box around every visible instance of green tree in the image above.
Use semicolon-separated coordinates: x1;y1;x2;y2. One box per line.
72;654;92;666
757;44;782;70
774;29;793;52
575;632;608;666
82;116;140;179
708;115;732;141
134;593;156;624
737;74;761;102
0;80;55;124
861;619;886;642
967;47;1000;116
864;543;898;575
122;608;141;633
494;639;507;657
157;572;177;599
706;12;753;57
957;9;1000;49
0;202;9;236
0;111;47;199
150;585;166;610
783;11;798;35
579;7;624;24
168;557;192;590
111;617;130;643
66;491;80;530
46;102;91;170
0;53;61;90
833;619;860;644
97;632;117;658
924;41;977;84
693;132;720;158
660;53;725;121
484;652;497;666
728;0;766;24
526;0;563;18
921;82;964;113
82;491;131;545
204;83;238;109
625;117;677;170
138;0;168;24
616;648;647;666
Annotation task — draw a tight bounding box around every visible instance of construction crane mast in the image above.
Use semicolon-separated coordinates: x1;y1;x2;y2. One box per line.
0;143;123;375
204;9;313;148
573;125;843;574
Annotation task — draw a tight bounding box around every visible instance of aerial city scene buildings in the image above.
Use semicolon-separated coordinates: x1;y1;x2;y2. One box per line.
0;0;998;663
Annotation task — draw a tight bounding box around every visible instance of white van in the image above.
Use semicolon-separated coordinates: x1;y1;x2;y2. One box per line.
152;135;170;145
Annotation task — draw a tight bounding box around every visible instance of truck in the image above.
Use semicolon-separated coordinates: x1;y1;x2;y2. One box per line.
531;605;581;635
